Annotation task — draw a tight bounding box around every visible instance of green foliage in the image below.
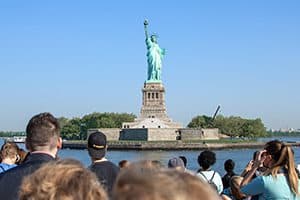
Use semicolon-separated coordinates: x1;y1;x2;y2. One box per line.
187;115;267;137
59;112;136;140
57;117;69;128
187;115;214;128
0;131;26;137
266;131;300;137
61;123;81;140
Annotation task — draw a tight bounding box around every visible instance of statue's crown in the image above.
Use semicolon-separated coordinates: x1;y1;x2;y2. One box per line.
151;33;159;38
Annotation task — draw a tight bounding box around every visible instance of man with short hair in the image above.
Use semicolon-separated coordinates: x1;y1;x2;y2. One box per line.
87;131;119;195
0;112;62;200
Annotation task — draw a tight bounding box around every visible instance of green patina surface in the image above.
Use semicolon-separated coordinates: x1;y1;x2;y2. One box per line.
144;20;165;83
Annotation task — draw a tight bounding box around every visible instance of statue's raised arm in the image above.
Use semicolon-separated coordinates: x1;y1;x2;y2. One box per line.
144;20;149;39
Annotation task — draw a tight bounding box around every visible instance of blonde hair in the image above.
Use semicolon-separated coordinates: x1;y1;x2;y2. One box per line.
1;142;20;161
112;161;220;200
19;159;108;200
265;140;299;195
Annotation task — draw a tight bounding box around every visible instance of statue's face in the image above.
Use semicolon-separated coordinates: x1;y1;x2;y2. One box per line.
151;35;157;43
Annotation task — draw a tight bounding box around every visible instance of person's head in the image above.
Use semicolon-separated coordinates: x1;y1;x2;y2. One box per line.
198;150;216;170
179;156;187;167
19;159;108;200
119;160;130;168
264;140;299;195
112;164;220;200
87;131;107;161
150;35;157;43
126;160;163;174
151;160;164;168
0;142;20;164
229;176;246;200
168;157;185;171
224;159;235;173
25;112;61;155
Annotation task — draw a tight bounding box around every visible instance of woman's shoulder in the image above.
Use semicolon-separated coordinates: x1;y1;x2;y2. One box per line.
259;173;289;185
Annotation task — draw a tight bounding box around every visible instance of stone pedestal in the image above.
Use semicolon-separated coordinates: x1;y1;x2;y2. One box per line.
140;82;167;119
122;82;182;130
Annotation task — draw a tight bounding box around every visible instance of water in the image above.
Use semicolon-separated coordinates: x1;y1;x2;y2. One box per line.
1;138;300;176
258;136;300;143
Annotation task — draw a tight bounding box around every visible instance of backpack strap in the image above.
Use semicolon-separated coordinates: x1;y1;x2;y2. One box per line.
0;165;6;172
198;171;209;182
198;171;216;182
210;171;216;182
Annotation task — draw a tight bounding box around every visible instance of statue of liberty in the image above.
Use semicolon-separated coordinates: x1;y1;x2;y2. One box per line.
144;20;165;82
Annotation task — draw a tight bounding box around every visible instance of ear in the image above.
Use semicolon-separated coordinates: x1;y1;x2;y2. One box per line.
57;137;63;149
15;154;20;163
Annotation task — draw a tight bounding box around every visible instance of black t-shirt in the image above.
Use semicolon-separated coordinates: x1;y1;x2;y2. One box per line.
89;161;119;194
222;171;236;189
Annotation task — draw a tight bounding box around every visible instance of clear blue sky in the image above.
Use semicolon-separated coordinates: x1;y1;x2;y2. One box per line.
0;1;299;131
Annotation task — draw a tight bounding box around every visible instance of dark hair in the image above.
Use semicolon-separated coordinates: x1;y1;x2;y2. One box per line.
224;159;235;172
119;160;130;168
26;112;60;151
197;150;216;170
252;151;260;160
16;148;28;165
179;156;187;167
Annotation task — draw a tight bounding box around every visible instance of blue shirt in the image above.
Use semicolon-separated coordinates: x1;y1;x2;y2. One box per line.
241;174;300;200
0;163;17;173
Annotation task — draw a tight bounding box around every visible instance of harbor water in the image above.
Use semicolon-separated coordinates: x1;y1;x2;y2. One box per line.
1;137;299;175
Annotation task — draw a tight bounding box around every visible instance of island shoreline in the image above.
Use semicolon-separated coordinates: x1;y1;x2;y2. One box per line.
62;141;300;150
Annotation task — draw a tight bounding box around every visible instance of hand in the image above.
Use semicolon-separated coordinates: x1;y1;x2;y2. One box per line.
245;160;254;171
253;150;267;167
144;19;149;26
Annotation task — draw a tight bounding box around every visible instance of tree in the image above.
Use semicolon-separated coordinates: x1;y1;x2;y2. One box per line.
187;115;267;137
241;118;266;137
59;112;136;140
61;118;82;140
187;115;213;128
57;117;69;128
61;123;80;140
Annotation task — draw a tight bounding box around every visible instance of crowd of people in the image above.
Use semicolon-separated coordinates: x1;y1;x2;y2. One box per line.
0;112;299;200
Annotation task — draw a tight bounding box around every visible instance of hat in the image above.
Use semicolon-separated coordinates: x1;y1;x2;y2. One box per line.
87;131;107;159
168;157;185;169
